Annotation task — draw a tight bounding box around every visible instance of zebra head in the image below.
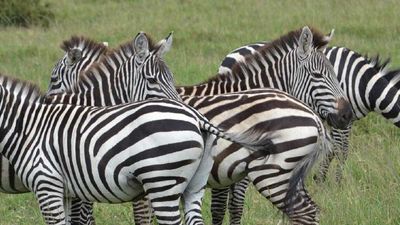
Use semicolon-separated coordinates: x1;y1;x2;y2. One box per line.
292;26;353;129
47;36;108;95
130;32;181;101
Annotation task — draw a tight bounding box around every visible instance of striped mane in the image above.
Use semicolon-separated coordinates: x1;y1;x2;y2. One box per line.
0;73;43;101
77;33;159;84
194;27;330;86
355;52;400;89
368;55;400;89
61;36;108;56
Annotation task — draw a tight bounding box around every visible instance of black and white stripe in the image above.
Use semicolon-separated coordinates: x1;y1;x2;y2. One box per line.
178;26;352;130
216;36;400;224
0;72;275;225
43;26;346;223
182;89;331;225
1;32;281;225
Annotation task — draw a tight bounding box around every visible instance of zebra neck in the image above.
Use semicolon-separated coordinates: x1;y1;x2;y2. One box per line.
177;54;293;96
74;74;125;106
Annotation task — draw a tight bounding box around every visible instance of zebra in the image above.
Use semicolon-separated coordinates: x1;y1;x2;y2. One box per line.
0;71;278;225
44;26;350;224
215;33;400;224
175;26;354;225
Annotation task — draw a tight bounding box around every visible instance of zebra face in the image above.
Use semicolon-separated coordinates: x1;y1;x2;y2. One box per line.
132;32;181;101
47;48;82;95
298;50;353;129
47;37;108;96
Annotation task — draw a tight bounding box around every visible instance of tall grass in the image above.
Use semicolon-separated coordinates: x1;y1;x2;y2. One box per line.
0;0;399;224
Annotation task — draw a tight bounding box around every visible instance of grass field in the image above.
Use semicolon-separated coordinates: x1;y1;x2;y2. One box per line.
0;0;399;224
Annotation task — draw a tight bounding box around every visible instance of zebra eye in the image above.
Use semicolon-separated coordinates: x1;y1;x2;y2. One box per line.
311;72;323;78
146;77;158;84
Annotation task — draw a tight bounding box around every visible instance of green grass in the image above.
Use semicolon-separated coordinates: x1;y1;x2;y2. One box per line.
0;0;399;224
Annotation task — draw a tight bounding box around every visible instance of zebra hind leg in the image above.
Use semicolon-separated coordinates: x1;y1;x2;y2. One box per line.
283;183;320;225
228;177;250;225
182;133;217;225
211;188;229;225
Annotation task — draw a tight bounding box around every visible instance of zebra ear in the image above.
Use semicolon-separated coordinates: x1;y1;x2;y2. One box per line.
318;29;334;51
298;26;313;58
102;42;109;47
134;32;150;63
67;48;82;66
156;32;173;57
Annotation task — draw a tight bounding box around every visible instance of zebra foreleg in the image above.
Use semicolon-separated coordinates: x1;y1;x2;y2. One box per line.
132;196;153;225
316;126;351;183
67;199;95;225
314;151;335;183
228;177;250;225
211;188;229;225
79;201;95;225
35;188;67;225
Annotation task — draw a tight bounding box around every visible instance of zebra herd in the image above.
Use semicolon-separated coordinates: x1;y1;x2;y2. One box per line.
0;25;397;224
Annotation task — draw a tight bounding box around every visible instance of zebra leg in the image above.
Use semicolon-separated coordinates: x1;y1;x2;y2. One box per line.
35;188;67;225
132;196;153;225
182;133;217;225
70;199;82;224
211;188;229;225
284;183;320;225
80;201;95;225
315;126;351;183
314;151;335;183
147;194;183;225
248;174;320;224
228;177;250;225
334;127;350;183
69;199;95;225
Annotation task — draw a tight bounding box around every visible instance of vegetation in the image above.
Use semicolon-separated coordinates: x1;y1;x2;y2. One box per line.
0;0;54;27
0;0;399;224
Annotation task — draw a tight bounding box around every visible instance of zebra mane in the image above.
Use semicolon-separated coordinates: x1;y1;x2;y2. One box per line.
0;73;43;101
60;35;108;55
191;27;330;86
358;52;400;88
77;33;158;82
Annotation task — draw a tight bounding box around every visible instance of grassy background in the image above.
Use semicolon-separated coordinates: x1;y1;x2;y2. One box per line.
0;0;399;224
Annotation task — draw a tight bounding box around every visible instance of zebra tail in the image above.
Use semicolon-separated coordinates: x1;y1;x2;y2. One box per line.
198;117;276;154
284;118;333;213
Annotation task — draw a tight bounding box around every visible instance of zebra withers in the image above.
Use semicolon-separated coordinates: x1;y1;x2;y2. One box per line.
0;72;275;225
